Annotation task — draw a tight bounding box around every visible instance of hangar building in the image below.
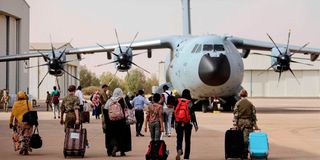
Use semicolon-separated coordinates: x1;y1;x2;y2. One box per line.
0;0;29;94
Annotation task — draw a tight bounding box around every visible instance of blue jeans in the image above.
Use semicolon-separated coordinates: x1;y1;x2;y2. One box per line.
149;121;161;141
176;123;192;159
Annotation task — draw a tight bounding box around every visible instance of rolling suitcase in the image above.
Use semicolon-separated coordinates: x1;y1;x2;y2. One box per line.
81;111;90;123
249;131;269;160
63;125;87;158
225;128;244;159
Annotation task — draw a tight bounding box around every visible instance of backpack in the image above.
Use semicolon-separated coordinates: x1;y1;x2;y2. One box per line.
164;92;176;107
53;94;59;104
174;98;191;123
145;140;168;160
108;99;125;121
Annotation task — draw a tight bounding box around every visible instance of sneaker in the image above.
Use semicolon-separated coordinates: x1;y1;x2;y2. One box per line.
176;150;182;160
54;116;56;119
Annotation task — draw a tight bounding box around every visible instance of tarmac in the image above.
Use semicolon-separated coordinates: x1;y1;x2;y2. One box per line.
0;98;320;159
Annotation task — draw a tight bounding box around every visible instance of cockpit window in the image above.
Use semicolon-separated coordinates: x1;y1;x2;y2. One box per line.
191;44;199;53
203;44;225;51
196;44;202;53
214;44;225;51
203;44;213;51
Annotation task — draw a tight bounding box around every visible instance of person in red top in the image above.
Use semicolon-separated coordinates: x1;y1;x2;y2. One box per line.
144;93;164;141
174;89;198;160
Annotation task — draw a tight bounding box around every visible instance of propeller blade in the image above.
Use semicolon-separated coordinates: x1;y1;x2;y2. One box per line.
96;43;118;57
285;29;291;54
290;60;313;66
50;34;56;58
25;63;49;69
129;61;150;74
126;32;139;54
108;69;119;86
114;29;123;53
94;60;118;67
58;48;66;60
277;66;284;84
257;62;278;76
132;51;147;57
289;68;300;85
290;42;310;57
252;52;279;58
59;38;73;49
60;67;80;81
38;71;49;88
30;45;51;62
267;33;283;55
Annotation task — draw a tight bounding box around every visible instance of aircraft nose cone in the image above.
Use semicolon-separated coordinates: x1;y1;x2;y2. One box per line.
198;53;230;86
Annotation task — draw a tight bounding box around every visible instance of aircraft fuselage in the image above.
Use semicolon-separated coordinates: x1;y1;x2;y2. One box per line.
166;35;244;99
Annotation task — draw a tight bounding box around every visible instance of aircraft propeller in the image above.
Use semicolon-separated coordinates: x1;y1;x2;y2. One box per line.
95;29;150;74
27;39;80;88
254;30;312;84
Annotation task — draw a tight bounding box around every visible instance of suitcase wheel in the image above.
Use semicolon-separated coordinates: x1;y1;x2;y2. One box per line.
63;151;67;158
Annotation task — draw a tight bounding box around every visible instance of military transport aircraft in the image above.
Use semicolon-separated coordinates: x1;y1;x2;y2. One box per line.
1;0;320;111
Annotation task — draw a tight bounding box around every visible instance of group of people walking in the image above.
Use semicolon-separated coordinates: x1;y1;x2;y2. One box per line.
7;83;259;160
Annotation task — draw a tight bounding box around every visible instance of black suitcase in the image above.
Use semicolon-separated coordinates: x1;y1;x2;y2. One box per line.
63;125;87;158
225;128;244;159
81;111;90;123
146;140;168;160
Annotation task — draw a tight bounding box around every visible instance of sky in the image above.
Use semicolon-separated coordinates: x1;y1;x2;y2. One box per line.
25;0;320;78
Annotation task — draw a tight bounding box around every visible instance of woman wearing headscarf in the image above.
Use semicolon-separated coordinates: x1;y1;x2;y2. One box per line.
9;91;33;155
174;89;198;160
103;88;132;157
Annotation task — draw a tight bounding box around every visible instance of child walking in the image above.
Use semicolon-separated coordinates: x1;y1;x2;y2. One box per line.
144;93;164;141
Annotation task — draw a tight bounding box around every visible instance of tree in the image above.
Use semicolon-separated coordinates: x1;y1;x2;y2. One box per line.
145;74;159;94
80;65;100;87
124;68;146;93
100;72;126;92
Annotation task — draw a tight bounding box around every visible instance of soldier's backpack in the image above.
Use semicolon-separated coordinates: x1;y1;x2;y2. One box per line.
164;92;176;107
174;98;191;123
108;99;125;121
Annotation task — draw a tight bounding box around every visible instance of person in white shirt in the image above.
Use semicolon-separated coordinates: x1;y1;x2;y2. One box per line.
75;86;85;112
162;85;175;137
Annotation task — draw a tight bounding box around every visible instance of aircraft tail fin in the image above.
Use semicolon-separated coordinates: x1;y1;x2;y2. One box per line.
182;0;191;35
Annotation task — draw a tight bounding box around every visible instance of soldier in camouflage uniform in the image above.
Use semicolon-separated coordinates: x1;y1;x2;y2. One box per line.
233;89;259;159
60;85;80;131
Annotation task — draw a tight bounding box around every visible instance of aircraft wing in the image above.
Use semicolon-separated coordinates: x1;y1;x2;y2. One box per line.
0;36;179;62
0;51;47;62
67;36;179;55
228;36;320;61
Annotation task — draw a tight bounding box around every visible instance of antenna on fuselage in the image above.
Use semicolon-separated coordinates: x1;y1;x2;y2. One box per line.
182;0;191;35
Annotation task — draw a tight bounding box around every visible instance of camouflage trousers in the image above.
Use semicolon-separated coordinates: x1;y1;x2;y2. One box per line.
237;119;254;157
